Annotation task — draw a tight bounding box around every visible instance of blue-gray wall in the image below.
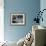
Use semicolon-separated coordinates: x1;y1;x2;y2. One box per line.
40;0;46;27
4;0;40;42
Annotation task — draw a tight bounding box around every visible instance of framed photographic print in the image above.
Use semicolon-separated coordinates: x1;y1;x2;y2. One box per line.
11;13;25;25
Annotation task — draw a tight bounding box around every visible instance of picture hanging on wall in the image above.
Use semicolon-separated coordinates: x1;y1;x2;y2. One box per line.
11;13;25;25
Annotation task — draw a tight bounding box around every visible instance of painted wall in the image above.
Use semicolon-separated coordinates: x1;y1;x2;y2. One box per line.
40;0;46;27
4;0;40;42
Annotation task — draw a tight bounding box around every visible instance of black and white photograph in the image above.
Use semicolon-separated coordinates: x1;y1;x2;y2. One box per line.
11;14;25;25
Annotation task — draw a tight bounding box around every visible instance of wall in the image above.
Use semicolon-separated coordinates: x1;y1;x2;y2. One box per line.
4;0;40;42
40;0;46;27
